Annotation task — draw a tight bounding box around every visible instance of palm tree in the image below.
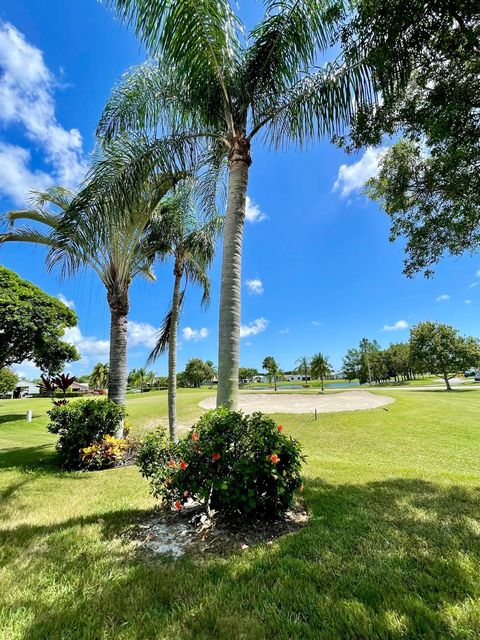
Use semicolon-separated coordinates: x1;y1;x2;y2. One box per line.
146;186;222;441
89;362;109;390
1;145;181;429
145;370;156;389
262;356;282;392
295;356;311;385
311;352;331;392
97;0;375;409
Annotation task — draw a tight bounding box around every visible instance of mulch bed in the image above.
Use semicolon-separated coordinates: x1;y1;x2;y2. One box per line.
131;501;309;558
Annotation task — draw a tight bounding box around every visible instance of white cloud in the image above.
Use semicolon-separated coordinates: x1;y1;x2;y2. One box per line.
240;317;268;338
312;320;322;326
245;342;252;347
279;328;290;335
333;147;387;197
57;293;75;310
245;196;267;223
470;282;479;288
13;359;41;380
245;278;264;295
182;327;209;341
0;142;51;203
476;270;480;278
383;320;409;332
465;299;472;304
0;21;87;205
436;294;450;302
63;326;110;357
127;320;158;349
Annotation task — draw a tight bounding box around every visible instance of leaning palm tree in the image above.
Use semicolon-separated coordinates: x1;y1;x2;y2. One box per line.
0;146;181;427
89;362;109;390
146;186;222;441
98;0;375;409
310;352;332;392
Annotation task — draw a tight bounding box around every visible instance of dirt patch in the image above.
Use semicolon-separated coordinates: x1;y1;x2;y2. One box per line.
132;502;309;557
199;390;394;414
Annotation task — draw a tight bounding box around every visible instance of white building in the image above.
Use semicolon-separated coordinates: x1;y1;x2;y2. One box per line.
282;371;311;382
13;380;41;398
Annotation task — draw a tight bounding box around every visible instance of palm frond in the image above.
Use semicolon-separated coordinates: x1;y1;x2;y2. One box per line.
184;257;211;306
98;62;199;140
254;56;375;146
69;133;203;222
244;0;342;109
147;289;185;364
0;228;56;248
108;0;242;133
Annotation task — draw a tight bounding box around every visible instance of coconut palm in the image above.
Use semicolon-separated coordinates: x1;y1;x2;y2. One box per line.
295;356;311;385
89;362;109;390
146;186;222;441
0;144;181;426
310;352;331;391
97;0;375;409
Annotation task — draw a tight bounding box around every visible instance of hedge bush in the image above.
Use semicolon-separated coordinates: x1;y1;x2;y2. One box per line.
138;408;305;520
47;398;125;470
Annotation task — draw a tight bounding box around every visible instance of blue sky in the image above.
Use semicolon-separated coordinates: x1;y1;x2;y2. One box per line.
0;0;478;380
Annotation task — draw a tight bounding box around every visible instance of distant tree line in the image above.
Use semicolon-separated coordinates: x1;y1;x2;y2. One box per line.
343;322;480;390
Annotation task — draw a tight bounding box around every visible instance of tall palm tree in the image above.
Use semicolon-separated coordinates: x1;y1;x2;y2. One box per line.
98;0;375;409
0;147;181;427
146;186;222;442
295;356;311;385
310;352;331;392
89;362;109;390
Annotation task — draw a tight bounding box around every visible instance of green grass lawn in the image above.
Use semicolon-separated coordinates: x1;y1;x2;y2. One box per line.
1;389;480;639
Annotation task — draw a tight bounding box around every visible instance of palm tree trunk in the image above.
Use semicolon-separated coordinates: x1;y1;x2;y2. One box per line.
168;267;182;442
216;137;251;409
321;374;324;392
107;290;129;437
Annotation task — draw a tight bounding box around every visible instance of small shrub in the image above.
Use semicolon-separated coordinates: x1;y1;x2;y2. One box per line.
81;434;128;470
137;408;305;520
47;398;126;470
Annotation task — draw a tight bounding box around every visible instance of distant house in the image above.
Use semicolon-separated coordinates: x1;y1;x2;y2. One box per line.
71;381;90;394
13;380;41;398
253;375;269;383
282;371;311;382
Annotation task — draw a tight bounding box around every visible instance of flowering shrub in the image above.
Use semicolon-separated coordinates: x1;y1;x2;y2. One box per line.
137;408;305;519
47;398;126;470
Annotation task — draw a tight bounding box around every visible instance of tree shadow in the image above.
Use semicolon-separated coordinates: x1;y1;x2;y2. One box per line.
0;413;31;424
0;444;59;474
2;477;480;639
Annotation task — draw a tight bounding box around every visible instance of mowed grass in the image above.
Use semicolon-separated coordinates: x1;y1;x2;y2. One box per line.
1;389;480;639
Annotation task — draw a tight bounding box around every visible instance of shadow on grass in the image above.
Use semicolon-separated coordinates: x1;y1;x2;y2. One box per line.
0;413;31;424
0;444;59;474
2;478;480;639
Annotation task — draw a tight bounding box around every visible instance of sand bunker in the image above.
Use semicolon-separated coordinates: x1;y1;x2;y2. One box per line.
199;390;394;414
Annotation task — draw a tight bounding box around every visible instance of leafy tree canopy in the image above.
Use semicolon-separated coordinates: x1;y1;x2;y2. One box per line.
239;367;258;381
0;266;79;374
410;321;480;389
339;0;480;275
184;358;215;388
0;368;18;395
